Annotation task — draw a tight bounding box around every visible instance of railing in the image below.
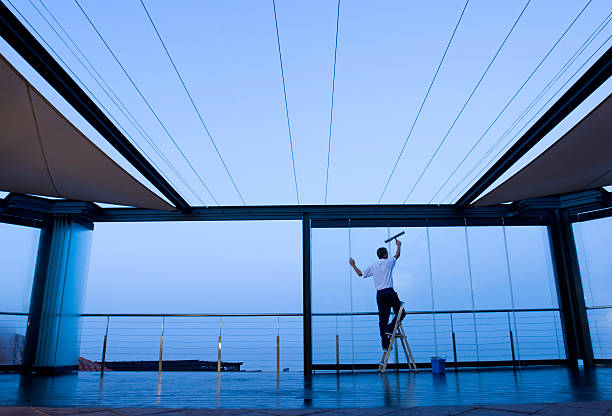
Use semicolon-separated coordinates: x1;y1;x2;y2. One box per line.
0;308;566;372
586;306;612;360
313;308;565;370
78;313;304;374
0;312;29;366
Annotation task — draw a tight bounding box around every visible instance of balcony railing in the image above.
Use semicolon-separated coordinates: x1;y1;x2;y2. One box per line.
0;308;567;372
586;305;612;361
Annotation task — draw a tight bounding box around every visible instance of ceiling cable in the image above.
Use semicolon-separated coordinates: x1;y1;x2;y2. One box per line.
377;0;470;204
27;0;204;205
272;0;300;205
74;0;219;205
140;0;246;206
402;0;532;204
427;0;596;204
324;0;341;205
3;0;192;205
446;34;612;203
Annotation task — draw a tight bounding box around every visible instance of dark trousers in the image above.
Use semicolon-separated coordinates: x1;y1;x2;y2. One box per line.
376;288;406;349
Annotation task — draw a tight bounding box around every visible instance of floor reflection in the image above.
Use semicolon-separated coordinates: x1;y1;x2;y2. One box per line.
0;366;610;409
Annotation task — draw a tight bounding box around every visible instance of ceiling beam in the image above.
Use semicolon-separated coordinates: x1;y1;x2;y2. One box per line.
0;2;190;211
2;192;610;228
456;46;612;207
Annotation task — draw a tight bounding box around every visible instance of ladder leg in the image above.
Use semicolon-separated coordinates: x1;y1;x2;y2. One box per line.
380;306;404;373
378;343;391;372
381;339;394;373
405;338;418;372
378;335;393;373
400;336;417;372
398;322;418;372
398;324;415;372
398;324;410;361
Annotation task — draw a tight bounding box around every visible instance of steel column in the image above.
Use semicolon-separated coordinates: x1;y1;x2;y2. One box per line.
302;214;312;374
548;209;593;367
22;221;54;370
23;215;94;373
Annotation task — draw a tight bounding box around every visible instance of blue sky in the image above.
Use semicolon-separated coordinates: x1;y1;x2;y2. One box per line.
0;0;610;206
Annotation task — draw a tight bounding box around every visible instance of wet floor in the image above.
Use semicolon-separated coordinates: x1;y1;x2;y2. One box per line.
0;366;611;409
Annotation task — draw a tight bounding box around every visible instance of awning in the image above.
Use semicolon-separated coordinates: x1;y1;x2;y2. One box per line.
475;93;612;206
0;54;174;211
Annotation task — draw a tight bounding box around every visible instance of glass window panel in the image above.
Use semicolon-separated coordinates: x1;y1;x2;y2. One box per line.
84;221;302;371
0;223;40;313
574;217;612;359
504;226;558;309
349;227;391;313
86;221;302;314
428;227;472;311
466;227;512;310
312;224;561;365
0;222;40;366
392;227;433;311
574;217;612;307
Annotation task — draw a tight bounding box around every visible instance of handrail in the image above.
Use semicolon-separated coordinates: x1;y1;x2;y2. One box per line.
0;308;561;318
314;308;559;316
79;313;303;318
585;305;612;310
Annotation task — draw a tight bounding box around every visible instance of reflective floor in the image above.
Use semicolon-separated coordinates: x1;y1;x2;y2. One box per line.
0;367;611;409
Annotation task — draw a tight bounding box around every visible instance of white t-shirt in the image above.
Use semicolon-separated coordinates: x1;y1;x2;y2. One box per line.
362;257;397;291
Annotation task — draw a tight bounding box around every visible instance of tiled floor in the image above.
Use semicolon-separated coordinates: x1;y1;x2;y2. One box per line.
1;367;612;411
1;401;612;415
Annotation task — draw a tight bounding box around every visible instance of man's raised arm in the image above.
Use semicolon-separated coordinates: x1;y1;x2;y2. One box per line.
394;239;401;259
348;258;363;276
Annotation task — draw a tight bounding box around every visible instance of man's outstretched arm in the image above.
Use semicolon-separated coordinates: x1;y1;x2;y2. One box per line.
348;258;363;276
394;239;401;259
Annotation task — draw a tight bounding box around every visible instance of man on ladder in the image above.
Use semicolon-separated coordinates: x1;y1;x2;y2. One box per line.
349;238;416;372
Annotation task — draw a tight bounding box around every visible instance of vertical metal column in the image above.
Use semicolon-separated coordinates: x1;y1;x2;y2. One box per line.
548;209;593;368
23;221;54;370
23;215;93;373
302;214;312;374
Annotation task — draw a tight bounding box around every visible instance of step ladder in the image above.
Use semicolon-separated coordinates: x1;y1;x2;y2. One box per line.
378;305;417;373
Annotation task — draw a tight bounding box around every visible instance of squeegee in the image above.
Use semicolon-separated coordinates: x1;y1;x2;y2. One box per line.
384;231;405;243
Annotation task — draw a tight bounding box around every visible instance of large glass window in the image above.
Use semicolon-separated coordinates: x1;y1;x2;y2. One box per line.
312;225;562;367
574;216;612;359
80;220;302;371
0;222;40;366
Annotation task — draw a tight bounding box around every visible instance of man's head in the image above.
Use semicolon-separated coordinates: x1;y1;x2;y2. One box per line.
377;247;388;259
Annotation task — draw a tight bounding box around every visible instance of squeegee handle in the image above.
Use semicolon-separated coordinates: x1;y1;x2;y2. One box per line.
384;231;405;243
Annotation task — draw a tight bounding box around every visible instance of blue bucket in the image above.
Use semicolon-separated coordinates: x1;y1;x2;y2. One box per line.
431;357;446;374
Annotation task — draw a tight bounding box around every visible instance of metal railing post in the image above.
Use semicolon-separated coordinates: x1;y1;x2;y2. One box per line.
302;214;313;374
335;334;340;373
101;316;109;377
508;312;516;368
451;313;457;370
158;316;164;374
276;317;280;377
217;317;222;374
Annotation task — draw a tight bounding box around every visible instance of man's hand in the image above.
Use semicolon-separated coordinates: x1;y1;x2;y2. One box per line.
394;239;401;259
395;239;402;247
348;258;363;276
